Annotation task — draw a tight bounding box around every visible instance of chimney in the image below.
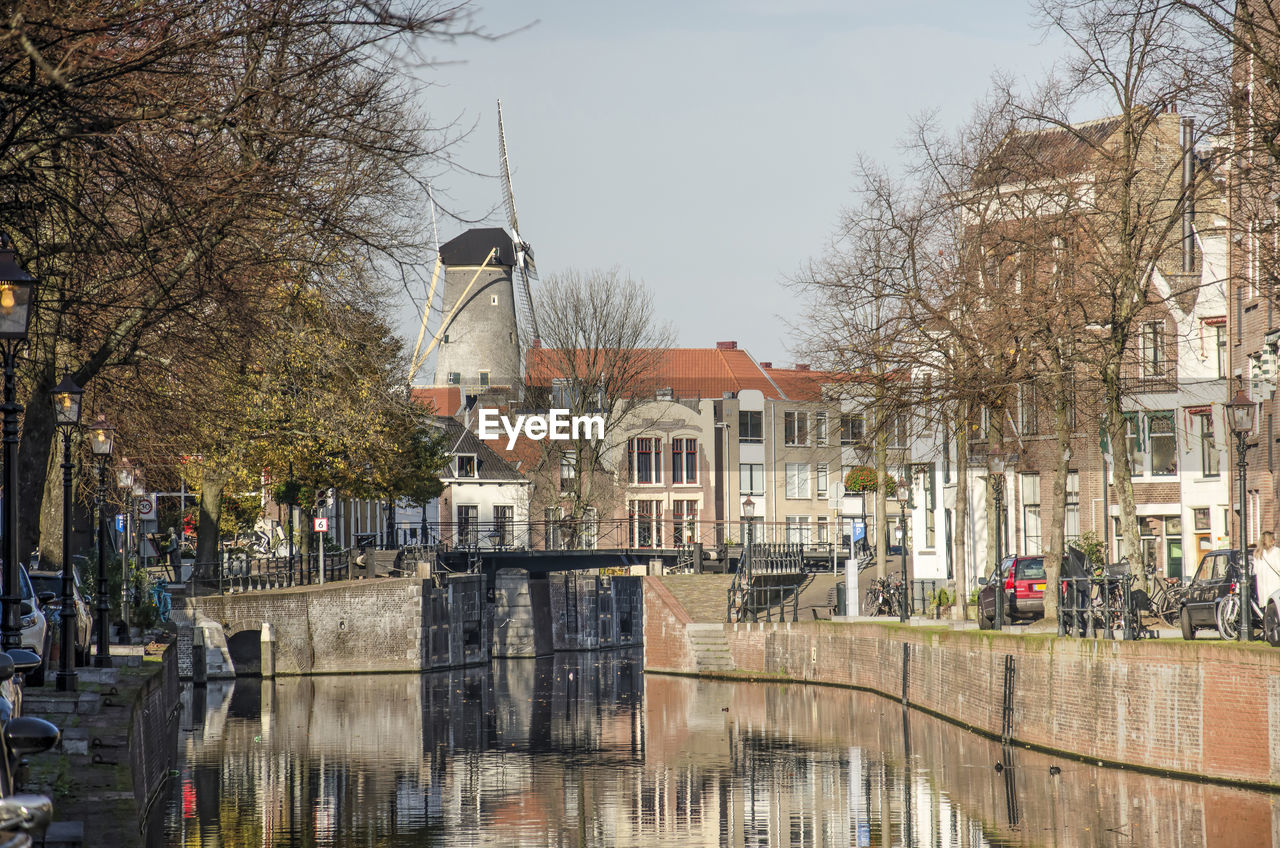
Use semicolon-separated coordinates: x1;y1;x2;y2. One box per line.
1182;117;1195;273
759;361;773;369
716;341;737;350
530;338;542;349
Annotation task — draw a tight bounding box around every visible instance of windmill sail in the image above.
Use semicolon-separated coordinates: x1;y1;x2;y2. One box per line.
497;99;540;344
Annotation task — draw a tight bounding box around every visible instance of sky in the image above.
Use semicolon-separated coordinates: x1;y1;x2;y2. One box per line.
394;0;1071;374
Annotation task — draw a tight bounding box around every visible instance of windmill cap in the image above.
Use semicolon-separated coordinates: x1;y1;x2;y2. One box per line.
440;228;517;267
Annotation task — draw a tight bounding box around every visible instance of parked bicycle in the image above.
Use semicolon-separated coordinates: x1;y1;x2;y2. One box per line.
1140;562;1186;627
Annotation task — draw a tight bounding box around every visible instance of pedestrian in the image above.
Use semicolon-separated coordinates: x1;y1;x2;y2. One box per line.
1254;531;1280;614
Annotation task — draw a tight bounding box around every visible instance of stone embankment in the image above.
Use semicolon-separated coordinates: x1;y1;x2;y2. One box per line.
19;645;180;848
645;575;1280;790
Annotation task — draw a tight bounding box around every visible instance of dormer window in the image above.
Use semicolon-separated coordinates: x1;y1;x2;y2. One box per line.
455;454;477;478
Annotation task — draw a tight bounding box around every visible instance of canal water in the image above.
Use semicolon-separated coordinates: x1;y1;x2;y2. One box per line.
161;649;1277;847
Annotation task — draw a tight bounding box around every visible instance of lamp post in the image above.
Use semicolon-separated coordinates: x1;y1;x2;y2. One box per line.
742;496;755;621
0;234;36;652
1228;385;1257;642
897;477;910;623
990;455;1006;631
116;459;135;640
88;417;114;667
51;376;83;690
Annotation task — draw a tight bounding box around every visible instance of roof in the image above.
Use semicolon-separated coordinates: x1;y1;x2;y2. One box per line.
526;346;786;400
439;228;516;268
975;115;1127;187
412;386;461;416
435;416;526;483
762;366;831;401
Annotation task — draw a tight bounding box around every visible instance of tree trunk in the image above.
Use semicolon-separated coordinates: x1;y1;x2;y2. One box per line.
1104;364;1144;586
1042;379;1072;623
20;368;60;562
196;469;230;577
874;420;888;580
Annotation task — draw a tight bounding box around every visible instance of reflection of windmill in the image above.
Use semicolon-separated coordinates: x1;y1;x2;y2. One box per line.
411;101;539;392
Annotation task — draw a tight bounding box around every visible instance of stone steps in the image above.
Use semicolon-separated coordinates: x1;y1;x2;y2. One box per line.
686;623;734;672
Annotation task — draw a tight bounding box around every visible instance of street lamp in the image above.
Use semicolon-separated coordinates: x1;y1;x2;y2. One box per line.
897;475;911;622
50;375;83;690
1228;385;1257;642
0;233;36;652
990;455;1006;630
88;417;114;667
742;497;755;620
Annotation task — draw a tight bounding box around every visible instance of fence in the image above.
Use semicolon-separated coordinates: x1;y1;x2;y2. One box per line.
187;549;359;595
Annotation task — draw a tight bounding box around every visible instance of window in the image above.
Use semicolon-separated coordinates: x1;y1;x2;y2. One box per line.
785;463;811;499
447;372;461;385
816;463;829;499
739;463;765;496
1021;473;1041;554
739;410;763;443
629;500;662;548
1065;471;1080;543
1020;384;1038;436
1149;412;1176;476
815;412;828;446
628;437;661;484
544;506;562;549
455;454;477;478
1140;321;1165;377
560;450;577;492
493;505;513;547
673;500;698;545
1199;413;1219;477
672;438;698;484
581;507;598;550
478;370;490;387
816;516;829;544
786;515;811;545
886;412;908;448
1125;413;1143;477
840;413;865;446
842;465;855;493
784;411;808;446
925;504;935;549
1213;321;1227;379
457;505;478;547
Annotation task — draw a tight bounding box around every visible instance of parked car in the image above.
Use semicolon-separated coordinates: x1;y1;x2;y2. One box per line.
977;555;1047;628
1180;549;1255;640
27;564;92;667
10;569;48;687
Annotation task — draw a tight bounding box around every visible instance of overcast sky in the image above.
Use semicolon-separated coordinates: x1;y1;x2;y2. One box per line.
396;0;1070;372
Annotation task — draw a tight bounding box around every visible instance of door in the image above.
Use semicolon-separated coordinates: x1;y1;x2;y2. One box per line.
1166;539;1183;580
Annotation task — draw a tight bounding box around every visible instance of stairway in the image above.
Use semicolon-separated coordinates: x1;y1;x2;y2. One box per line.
686;623;735;673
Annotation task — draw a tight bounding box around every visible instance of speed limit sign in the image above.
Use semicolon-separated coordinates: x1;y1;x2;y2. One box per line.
137;494;157;520
313;517;329;533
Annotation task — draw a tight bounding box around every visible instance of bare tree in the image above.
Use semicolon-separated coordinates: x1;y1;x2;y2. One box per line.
524;268;675;546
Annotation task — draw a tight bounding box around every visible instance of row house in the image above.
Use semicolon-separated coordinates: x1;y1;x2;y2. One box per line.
959;110;1232;585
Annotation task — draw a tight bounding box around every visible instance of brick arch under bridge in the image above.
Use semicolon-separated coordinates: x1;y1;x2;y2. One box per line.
190;578;431;675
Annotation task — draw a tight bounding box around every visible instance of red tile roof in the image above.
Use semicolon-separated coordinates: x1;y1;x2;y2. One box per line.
763;366;830;401
527;347;786;400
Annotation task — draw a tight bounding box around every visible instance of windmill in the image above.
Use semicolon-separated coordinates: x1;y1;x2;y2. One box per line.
498;99;540;345
412;101;539;393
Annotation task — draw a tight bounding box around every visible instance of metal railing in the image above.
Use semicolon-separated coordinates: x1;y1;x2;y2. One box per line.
1057;569;1139;640
186;550;360;595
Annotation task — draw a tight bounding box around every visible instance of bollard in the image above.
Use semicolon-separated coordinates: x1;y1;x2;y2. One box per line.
260;622;276;679
192;626;207;684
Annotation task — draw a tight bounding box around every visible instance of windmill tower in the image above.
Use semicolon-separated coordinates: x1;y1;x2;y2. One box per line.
418;101;540;394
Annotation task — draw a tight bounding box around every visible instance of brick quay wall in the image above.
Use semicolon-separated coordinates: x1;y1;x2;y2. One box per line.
643;577;1280;790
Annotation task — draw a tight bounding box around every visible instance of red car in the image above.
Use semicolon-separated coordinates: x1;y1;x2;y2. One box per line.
978;555;1046;628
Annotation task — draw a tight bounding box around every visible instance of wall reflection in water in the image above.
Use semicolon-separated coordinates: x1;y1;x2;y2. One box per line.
163;653;1279;847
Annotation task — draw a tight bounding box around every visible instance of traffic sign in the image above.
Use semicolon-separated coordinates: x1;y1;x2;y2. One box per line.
313;517;329;533
137;493;157;520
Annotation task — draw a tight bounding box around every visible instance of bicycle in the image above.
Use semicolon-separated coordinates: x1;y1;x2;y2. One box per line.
1140;562;1186;627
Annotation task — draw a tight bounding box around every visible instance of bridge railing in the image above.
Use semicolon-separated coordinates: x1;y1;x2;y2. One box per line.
186;549;358;595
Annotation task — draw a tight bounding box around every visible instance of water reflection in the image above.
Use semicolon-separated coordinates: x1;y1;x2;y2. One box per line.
163;652;1279;847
